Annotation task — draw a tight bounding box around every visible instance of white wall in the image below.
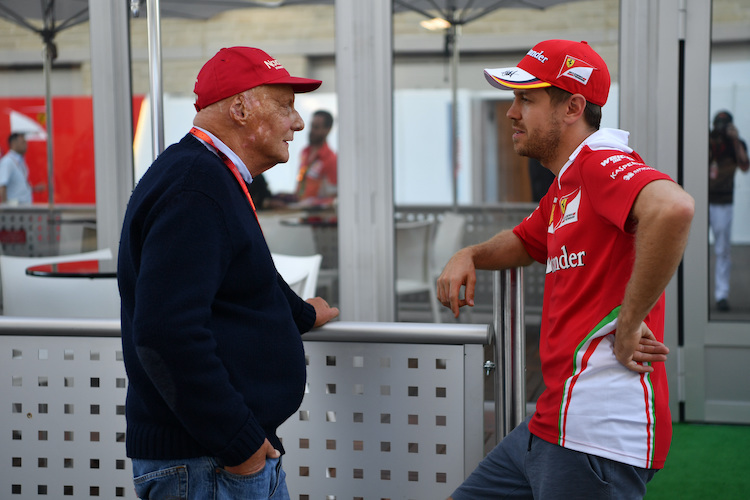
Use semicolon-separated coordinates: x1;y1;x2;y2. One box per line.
393;89;473;206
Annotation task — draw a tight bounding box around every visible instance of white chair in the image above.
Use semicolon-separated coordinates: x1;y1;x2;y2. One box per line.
430;212;471;322
271;253;322;300
0;248;119;319
395;220;441;323
259;213;317;256
431;212;467;279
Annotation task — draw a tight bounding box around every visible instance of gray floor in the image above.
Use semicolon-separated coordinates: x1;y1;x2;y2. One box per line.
709;244;750;320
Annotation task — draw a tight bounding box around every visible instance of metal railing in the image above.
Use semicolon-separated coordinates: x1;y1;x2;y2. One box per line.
0;269;527;498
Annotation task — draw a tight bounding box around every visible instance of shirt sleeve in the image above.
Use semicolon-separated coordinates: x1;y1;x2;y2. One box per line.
0;157;11;185
580;150;673;231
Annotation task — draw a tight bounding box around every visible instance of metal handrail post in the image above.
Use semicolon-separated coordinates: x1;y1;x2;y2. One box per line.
146;0;165;158
492;270;504;440
493;268;526;441
512;267;526;427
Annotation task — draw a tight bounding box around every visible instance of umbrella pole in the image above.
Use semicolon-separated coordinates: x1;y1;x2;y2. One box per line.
450;23;460;212
43;42;55;209
147;0;165;159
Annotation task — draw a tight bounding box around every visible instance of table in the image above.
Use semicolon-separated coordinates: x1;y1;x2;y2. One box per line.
26;259;117;278
280;214;338;228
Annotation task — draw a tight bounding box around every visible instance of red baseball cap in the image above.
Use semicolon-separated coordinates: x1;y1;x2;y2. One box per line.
194;47;322;111
484;40;610;106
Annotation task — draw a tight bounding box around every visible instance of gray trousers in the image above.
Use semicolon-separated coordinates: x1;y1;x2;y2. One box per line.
451;419;657;500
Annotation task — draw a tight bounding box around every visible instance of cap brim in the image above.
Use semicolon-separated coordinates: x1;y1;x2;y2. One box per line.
484;67;551;91
268;75;322;93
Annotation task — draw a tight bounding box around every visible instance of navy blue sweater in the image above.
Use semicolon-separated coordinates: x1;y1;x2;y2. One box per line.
118;134;316;466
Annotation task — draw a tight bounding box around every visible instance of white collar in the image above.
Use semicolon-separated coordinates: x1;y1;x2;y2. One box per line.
556;128;633;188
191;126;253;184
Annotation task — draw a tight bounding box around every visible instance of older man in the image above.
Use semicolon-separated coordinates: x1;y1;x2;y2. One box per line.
438;40;694;499
118;47;339;499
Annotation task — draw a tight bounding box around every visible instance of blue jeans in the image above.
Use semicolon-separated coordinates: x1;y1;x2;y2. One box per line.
451;419;657;500
709;203;733;301
132;456;290;500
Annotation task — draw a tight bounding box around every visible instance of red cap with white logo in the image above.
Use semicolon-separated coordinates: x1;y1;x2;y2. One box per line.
484;40;610;106
193;47;322;111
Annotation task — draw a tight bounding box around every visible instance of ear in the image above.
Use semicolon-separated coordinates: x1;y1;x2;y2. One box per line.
563;94;587;124
228;93;250;125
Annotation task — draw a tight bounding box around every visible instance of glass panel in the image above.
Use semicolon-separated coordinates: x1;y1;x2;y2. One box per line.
391;2;621;448
131;5;340;306
708;0;750;321
392;2;620;323
0;7;95;259
391;6;623;437
0;3;338;316
129;4;339;307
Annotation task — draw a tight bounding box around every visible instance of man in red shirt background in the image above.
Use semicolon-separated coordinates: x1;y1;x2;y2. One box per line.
295;109;337;204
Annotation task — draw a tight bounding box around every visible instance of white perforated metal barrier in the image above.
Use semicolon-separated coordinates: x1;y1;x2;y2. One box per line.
1;334;132;498
279;340;484;499
0;319;493;500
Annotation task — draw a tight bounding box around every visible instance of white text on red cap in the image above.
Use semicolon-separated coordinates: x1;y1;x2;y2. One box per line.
264;59;285;70
527;49;548;63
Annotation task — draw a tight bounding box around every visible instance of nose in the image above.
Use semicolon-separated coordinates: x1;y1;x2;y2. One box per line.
292;109;304;132
506;99;521;121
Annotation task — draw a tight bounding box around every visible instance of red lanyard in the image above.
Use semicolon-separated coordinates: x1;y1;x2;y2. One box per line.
189;127;258;217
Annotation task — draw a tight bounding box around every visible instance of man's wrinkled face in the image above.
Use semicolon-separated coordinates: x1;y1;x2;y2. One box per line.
241;85;304;172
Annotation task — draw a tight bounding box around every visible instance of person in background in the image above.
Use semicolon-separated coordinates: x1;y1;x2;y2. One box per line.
708;110;749;312
438;39;694;499
249;172;273;209
528;157;555;202
295;109;337;204
118;46;339;499
0;132;33;204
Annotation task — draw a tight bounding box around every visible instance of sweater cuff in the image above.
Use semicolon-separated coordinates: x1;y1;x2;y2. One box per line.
217;415;268;467
295;300;316;334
